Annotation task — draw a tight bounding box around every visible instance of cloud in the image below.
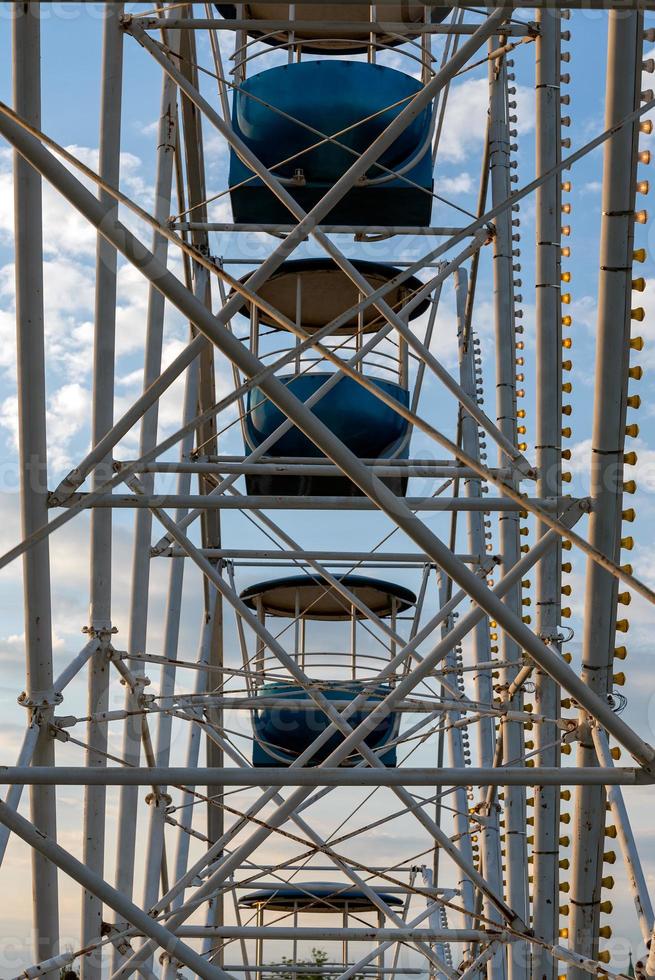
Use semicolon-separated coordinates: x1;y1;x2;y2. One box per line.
438;172;474;195
0;144;156;261
436;78;534;165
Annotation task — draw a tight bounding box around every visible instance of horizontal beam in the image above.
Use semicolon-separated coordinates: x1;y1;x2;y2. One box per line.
197;456;470;466
1;767;651;787
58;493;577;512
171;927;511;943
129;1;652;12
206;968;426;976
170;222;471;235
134;17;535;35
63;693;552;722
133;461;514;479
154;549;486;564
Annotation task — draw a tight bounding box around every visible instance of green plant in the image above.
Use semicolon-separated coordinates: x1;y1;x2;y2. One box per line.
266;947;363;980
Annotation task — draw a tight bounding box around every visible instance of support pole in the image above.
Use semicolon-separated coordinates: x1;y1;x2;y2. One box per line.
174;23;226;931
456;268;505;980
569;11;643;976
532;10;562;979
113;13;178;953
83;8;124;977
488;37;527;980
12;4;59;973
437;574;475;941
140;267;205;944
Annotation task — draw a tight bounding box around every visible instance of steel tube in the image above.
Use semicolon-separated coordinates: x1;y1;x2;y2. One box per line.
83;9;124;975
569;12;644;975
135;17;533;34
488;42;528;980
173;928;507;942
114;9;180;945
128;1;655;10
132;461;506;478
455;268;505;980
139;268;205;942
52;639;99;697
60;494;572;512
12;5;59;973
171;222;469;234
0;768;650;787
153;549;484;563
532;11;563;979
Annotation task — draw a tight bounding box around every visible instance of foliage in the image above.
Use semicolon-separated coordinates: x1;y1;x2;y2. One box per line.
266;946;363;980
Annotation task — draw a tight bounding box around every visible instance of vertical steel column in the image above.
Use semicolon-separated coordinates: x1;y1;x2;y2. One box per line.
176;19;225;934
437;575;475;943
455;269;505;980
113;15;178;949
83;9;123;977
12;4;59;973
532;10;562;980
568;11;643;976
141;268;206;930
488;41;527;980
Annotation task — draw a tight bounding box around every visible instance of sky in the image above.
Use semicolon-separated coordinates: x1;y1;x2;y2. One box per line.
0;2;655;977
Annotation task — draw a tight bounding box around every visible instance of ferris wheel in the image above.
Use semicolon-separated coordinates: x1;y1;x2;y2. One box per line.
0;3;654;980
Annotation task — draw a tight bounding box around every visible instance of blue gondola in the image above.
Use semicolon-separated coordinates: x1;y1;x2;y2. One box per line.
227;59;435;226
237;258;428;496
250;680;399;767
240;574;416;768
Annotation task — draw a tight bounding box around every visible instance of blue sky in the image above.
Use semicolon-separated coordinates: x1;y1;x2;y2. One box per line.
0;3;654;975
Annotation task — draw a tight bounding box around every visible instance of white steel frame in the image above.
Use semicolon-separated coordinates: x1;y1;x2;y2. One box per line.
2;4;655;980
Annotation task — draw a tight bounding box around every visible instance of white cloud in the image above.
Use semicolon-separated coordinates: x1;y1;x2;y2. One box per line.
0;145;155;262
566;437;593;477
436;78;534;165
0;383;91;472
438;172;474;195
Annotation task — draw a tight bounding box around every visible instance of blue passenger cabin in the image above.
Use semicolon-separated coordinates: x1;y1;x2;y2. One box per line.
239;573;416;768
237;258;429;497
227;59;435;226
